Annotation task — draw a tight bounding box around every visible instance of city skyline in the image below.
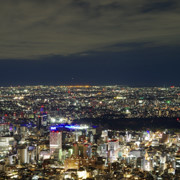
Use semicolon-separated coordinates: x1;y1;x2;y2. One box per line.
0;1;180;178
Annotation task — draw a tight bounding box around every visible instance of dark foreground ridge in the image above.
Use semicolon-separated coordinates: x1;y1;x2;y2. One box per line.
74;117;180;130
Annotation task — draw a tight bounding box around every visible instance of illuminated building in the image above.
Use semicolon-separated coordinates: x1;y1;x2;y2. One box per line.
73;143;91;158
101;130;108;142
50;130;62;160
175;155;180;172
108;139;119;151
18;145;29;164
98;143;108;158
64;157;97;170
36;113;48;129
129;150;144;158
108;139;119;162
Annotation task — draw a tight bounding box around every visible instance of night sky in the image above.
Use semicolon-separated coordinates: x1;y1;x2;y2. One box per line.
0;0;180;87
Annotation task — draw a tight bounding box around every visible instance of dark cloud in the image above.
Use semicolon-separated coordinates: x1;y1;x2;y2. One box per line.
141;0;178;13
0;0;180;59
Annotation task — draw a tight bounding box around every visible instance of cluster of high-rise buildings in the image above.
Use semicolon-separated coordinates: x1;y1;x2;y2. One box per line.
0;85;180;179
0;121;180;179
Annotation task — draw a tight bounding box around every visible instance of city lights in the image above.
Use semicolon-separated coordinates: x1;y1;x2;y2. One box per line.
0;85;180;179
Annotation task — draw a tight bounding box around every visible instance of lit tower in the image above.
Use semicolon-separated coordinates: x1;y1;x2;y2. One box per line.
50;129;62;160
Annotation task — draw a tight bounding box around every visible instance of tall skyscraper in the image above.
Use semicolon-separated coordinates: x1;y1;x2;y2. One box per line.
50;131;62;160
